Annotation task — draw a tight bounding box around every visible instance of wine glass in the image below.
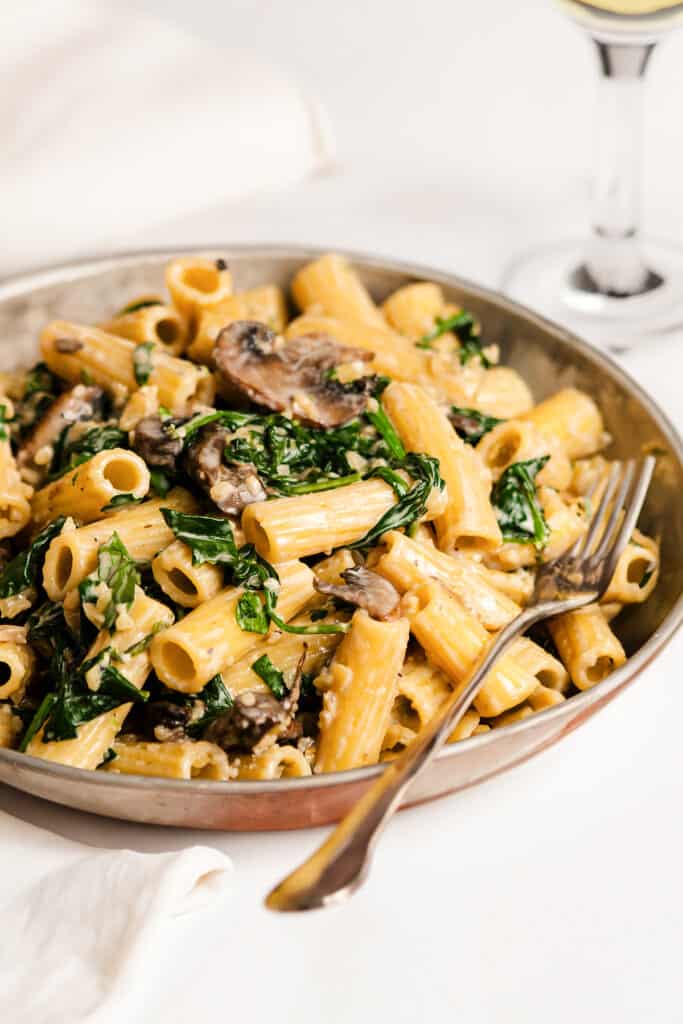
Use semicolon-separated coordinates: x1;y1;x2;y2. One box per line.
502;1;683;351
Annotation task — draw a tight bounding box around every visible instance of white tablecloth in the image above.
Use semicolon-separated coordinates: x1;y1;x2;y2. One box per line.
3;1;683;1021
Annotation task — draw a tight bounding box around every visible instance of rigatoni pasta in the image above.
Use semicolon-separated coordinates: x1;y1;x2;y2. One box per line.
0;251;655;783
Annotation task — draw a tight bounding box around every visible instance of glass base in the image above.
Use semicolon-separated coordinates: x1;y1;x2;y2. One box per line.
501;239;683;352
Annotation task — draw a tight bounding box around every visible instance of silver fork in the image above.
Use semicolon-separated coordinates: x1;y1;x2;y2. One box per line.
266;456;655;913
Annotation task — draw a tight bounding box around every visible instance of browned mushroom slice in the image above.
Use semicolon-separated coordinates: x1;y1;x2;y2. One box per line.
203;691;293;753
17;384;104;484
132;415;184;469
182;425;266;515
213;320;375;427
314;565;400;620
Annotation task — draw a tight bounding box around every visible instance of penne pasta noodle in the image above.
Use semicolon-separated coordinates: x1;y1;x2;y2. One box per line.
165;256;233;321
237;745;312;780
42;488;198;600
285;313;425;382
99;303;188;355
188;285;287;364
315;610;409;772
107;738;232;780
0;704;21;748
31;448;150;528
523;387;607;459
292;253;386;329
152;539;224;608
383;381;502;552
548;603;626;691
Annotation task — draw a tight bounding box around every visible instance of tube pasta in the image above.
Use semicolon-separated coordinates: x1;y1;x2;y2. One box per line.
237;745;312;780
0;704;21;748
165;256;233;321
490;488;588;570
99;303;188;355
285;313;425;382
381;282;445;340
292;253;386;329
108;739;232;780
376;530;521;630
524;388;607;458
0;434;32;539
315;610;409;772
150;560;315;692
0;639;34;701
152;540;224;608
407;581;539;717
472;367;534;419
31;448;150;528
548;604;627;691
42;488;198;600
383;381;502;552
40;321;211;412
243;477;443;563
476;419;571;490
602;528;659;604
188;285;287;364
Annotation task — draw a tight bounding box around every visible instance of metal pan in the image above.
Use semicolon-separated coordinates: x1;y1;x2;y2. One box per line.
0;245;681;830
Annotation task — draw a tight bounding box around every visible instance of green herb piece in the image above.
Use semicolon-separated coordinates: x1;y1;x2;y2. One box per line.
309;607;329;621
49;425;127;480
161;510;239;565
101;493;143;511
449;406;503;445
416;311;491;368
26;601;74;658
117;621;167;659
0;517;66;600
80;369;95;386
235;591;269;634
42;661;148;743
78;533;139;631
491;457;550;550
158;405;172;419
251;654;286;699
639;566;656;590
149;468;173;496
24;362;58;399
133;342;156;386
365;403;405;460
0;403;10;441
348;453;444;550
99;747;118;766
185;675;233;737
117;298;162;316
19;693;56;752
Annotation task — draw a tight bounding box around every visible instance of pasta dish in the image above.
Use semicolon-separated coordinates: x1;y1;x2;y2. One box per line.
0;254;659;782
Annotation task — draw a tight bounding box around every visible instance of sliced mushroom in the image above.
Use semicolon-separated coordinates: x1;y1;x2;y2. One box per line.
203;691;293;753
182;425;266;514
131;415;184;469
314;565;400;620
17;384;104;484
213;320;375;427
142;700;190;742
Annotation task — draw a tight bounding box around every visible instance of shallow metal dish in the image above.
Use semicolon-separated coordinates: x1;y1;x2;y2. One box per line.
0;245;681;831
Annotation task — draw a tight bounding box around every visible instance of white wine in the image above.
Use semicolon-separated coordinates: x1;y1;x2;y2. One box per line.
559;0;683;34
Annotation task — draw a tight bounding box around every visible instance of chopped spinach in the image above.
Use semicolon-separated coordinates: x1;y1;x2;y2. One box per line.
235;590;269;634
348;453;444;550
19;693;56;752
185;674;233;737
117;298;162;316
0;403;10;441
133;342;156;386
78;533;139;630
102;493;144;511
99;747;118;766
449;406;503;445
416;310;491;367
42;658;148;743
0;517;66;600
161;510;239;565
491;457;550;550
149;468;173;497
251;653;286;699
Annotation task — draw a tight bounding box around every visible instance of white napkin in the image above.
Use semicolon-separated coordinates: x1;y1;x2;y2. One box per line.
0;810;233;1024
0;0;335;276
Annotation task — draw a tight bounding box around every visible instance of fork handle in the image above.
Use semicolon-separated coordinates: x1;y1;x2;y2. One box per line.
266;601;564;913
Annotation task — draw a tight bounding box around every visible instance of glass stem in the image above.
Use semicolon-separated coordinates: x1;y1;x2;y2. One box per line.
580;39;659;298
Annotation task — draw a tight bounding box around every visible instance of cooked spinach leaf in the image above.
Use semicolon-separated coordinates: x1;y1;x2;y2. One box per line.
185;675;233;737
149;468;173;497
0;517;66;600
42;658;148;743
491;456;550;549
19;693;56;752
416;311;491;368
235;591;269;634
348;453;444;550
161;510;239;565
117;298;162;316
0;403;10;441
99;747;118;766
251;654;286;699
102;493;144;511
449;406;503;445
78;533;139;630
133;342;156;386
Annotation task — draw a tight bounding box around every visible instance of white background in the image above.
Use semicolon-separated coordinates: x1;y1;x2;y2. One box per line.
3;1;683;1021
